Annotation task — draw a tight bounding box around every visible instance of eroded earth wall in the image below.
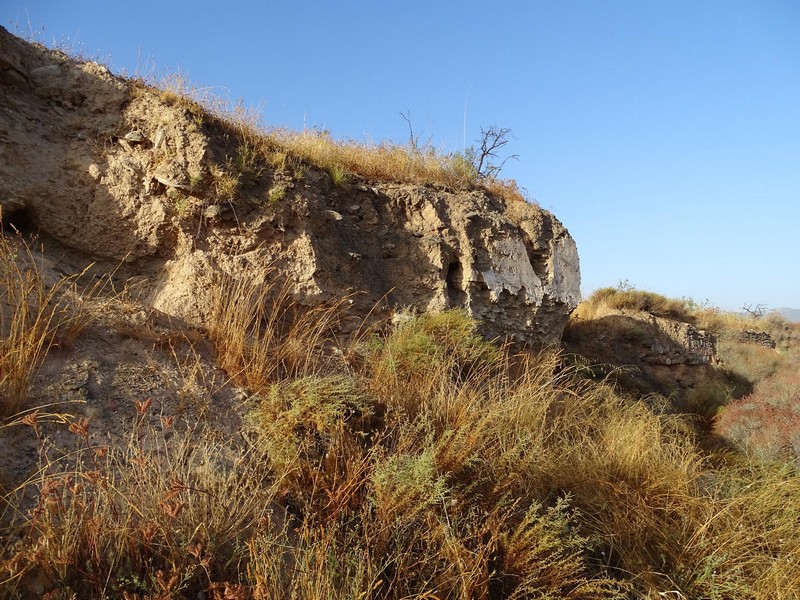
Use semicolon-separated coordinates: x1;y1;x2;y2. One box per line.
0;27;580;346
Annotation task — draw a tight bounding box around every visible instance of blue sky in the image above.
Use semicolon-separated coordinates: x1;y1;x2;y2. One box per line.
4;1;799;310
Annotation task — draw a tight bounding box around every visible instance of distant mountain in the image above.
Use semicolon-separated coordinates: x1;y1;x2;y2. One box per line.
771;307;800;323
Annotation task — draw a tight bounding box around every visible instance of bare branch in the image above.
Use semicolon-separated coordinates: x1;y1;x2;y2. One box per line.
399;110;418;154
474;126;518;179
742;303;767;319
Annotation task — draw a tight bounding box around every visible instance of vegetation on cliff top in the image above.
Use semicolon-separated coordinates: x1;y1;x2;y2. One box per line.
132;70;532;207
572;285;800;464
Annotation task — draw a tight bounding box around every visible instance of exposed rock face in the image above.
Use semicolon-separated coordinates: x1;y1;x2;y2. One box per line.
642;316;717;366
0;28;580;346
737;330;776;349
563;306;718;399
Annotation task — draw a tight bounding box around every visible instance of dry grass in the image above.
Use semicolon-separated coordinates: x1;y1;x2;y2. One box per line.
0;230;99;417
4;39;798;597
680;462;800;598
246;310;800;598
130;71;532;206
717;336;783;385
3;292;800;597
573;285;800;462
575;287;693;322
576;286;795;341
1;405;277;598
261;129;531;204
206;269;346;391
714;350;800;461
692;307;761;334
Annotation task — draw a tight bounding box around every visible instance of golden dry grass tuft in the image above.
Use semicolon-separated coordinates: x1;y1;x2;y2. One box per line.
692;307;762;334
0;229;99;417
575;287;693;322
130;70;532;206
206;270;346;391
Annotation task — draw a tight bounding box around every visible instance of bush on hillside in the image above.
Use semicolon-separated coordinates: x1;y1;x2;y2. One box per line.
715;368;800;462
577;287;693;321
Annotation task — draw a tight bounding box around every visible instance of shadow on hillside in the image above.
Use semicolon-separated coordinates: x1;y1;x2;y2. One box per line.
563;313;753;419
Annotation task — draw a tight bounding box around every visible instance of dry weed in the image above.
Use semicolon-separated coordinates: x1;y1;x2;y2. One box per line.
0;230;100;417
207;269;346;391
0;404;276;598
130;71;531;206
3;295;798;598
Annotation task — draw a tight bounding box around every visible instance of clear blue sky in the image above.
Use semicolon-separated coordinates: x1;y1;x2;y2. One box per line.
4;1;799;310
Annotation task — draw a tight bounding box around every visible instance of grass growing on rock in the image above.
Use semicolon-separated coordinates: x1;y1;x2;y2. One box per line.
571;283;800;474
573;286;694;322
130;71;532;207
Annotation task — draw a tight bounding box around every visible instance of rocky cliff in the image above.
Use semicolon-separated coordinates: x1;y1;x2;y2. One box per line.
0;27;580;346
563;304;720;406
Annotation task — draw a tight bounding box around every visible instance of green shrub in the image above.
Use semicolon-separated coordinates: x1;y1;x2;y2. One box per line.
371;449;446;526
368;309;500;381
251;374;374;470
327;163;350;186
684;379;731;419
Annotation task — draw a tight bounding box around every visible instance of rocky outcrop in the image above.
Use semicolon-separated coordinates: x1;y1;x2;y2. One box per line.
563;306;718;399
642;316;717;366
143;183;581;346
0;28;580;346
736;330;776;349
